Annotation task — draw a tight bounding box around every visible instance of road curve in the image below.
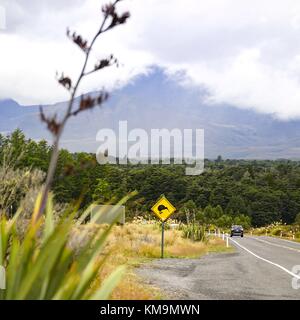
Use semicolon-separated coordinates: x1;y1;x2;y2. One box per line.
137;236;300;300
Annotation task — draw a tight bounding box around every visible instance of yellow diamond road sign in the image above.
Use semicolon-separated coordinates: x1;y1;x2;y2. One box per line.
151;196;176;222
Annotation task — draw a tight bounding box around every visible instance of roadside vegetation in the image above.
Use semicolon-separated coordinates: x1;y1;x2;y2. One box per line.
0;196;127;300
96;219;230;299
251;220;300;241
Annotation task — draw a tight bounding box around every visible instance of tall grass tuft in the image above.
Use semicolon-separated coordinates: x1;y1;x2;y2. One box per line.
181;223;207;242
0;194;131;300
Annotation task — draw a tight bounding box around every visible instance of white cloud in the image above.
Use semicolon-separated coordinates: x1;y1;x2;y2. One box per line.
0;0;154;105
2;0;300;119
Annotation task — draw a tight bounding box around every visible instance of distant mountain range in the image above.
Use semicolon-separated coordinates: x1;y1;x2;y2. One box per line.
1;68;300;159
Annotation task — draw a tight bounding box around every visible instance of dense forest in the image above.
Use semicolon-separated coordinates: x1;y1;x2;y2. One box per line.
1;129;300;227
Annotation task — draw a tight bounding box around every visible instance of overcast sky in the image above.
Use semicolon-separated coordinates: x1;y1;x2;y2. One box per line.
2;0;300;119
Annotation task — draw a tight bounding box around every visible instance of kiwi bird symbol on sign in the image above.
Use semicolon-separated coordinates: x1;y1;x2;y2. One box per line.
151;196;176;222
158;204;169;214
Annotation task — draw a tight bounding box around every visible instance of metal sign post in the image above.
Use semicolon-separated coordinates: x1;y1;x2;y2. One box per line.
151;195;176;259
161;221;165;258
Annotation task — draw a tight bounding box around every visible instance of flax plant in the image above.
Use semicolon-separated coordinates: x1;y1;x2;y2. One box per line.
0;192;136;300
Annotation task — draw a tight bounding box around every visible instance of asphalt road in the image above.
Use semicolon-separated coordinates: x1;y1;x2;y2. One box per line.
137;236;300;299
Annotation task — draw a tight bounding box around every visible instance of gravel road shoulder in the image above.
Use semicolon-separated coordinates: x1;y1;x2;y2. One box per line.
136;252;233;300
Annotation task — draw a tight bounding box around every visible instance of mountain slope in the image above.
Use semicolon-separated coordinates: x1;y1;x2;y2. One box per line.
1;69;300;159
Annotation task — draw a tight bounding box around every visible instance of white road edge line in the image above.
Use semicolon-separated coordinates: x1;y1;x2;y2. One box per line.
253;237;300;253
229;237;300;280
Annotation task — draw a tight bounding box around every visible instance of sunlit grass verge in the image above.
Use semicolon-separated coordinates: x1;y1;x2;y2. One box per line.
87;223;231;299
0;193;136;300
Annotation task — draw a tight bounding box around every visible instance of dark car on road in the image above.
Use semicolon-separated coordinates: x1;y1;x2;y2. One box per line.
230;225;243;237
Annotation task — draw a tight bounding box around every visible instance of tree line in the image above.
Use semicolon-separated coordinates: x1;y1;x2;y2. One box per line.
1;129;300;227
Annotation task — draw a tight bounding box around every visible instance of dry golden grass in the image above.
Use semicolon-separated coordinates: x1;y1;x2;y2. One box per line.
82;222;230;299
111;272;162;300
